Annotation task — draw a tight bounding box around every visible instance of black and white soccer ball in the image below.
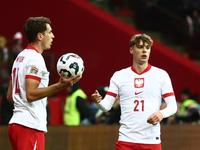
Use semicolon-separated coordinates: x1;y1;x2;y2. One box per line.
57;53;84;78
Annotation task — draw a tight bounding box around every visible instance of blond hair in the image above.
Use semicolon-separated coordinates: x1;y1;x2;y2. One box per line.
130;34;153;48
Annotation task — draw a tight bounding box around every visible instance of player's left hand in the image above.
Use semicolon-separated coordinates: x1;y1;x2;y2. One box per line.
147;112;163;125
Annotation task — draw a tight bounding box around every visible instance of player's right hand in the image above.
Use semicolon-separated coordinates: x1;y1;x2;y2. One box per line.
60;71;82;87
91;90;102;103
147;111;163;125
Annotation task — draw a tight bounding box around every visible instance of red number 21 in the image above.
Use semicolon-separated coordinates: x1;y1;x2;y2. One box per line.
134;100;144;111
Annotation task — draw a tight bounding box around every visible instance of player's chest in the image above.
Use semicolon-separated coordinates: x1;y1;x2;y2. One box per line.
118;75;162;97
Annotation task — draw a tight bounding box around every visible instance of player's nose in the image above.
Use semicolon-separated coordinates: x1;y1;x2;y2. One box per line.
52;33;55;38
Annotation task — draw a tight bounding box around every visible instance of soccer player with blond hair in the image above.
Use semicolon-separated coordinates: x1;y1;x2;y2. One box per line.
92;33;177;150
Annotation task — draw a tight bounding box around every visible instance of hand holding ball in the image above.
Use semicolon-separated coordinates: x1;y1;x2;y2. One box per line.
57;53;84;78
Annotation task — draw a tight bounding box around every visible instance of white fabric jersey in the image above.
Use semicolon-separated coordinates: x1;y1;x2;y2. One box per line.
9;46;49;132
97;64;177;144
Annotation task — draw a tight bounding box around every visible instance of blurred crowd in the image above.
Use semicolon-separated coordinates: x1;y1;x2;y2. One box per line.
61;83;121;126
0;32;23;125
132;0;200;60
161;88;200;125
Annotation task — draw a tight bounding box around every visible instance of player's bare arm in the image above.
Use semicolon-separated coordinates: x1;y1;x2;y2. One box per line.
91;90;103;103
147;111;163;125
7;80;14;104
26;72;81;102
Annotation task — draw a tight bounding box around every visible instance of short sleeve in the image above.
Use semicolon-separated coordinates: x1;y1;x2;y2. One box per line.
161;70;174;96
25;56;46;82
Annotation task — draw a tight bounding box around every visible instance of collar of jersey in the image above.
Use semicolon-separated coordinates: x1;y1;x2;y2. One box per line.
26;45;39;53
131;63;151;75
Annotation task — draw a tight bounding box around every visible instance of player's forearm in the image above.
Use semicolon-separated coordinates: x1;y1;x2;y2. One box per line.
7;80;14;104
159;96;177;118
96;95;116;112
26;82;64;102
7;96;14;104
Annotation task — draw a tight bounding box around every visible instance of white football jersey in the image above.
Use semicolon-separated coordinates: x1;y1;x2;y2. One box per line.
9;46;49;132
97;64;177;144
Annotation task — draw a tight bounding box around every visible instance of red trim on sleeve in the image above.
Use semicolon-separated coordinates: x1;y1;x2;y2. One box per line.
162;92;175;98
106;91;117;98
25;75;41;82
10;76;12;80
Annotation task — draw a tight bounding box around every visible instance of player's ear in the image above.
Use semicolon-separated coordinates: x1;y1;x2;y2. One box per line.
129;47;133;54
37;33;43;41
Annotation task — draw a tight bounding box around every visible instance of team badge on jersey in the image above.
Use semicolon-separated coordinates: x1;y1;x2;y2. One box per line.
30;67;39;75
134;78;144;88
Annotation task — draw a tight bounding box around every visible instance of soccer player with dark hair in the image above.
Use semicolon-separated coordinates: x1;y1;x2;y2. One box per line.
7;16;81;150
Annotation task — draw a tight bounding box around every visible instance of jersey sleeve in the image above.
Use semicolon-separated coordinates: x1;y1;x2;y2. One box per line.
25;56;46;82
160;71;177;118
161;71;174;96
97;72;119;112
159;96;177;118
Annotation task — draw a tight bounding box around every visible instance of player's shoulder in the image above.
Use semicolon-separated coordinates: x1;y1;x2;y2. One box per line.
151;65;167;73
21;48;43;58
16;49;44;67
114;66;131;74
112;66;131;79
150;65;169;78
24;48;40;54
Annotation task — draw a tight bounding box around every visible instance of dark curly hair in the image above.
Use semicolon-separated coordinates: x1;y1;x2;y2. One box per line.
23;17;51;43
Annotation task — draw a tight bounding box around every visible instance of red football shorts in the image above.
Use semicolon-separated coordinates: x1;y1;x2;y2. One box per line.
8;123;45;150
115;141;162;150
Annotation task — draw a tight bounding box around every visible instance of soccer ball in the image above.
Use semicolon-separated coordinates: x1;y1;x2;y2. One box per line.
57;53;84;78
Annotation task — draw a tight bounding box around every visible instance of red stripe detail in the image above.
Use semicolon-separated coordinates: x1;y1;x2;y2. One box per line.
106;91;117;98
162;92;175;98
131;63;151;75
26;75;41;82
26;45;39;53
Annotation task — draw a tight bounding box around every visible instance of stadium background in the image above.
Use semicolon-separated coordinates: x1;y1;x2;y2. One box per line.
0;0;200;149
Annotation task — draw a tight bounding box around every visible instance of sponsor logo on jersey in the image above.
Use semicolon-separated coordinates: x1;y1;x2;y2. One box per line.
30;67;38;75
134;78;144;88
